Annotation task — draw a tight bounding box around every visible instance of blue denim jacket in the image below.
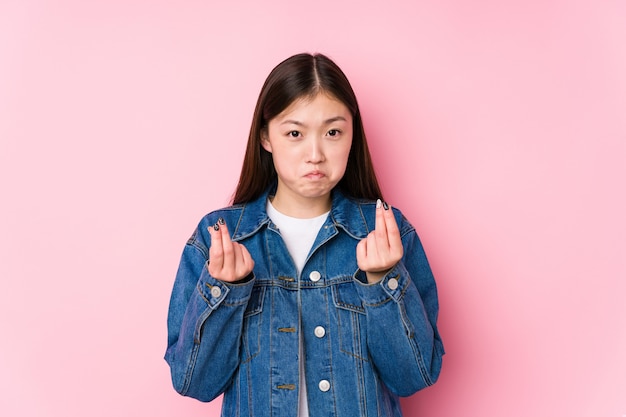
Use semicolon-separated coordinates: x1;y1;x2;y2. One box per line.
165;187;444;417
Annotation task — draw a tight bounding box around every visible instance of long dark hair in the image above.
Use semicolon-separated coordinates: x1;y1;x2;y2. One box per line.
232;53;382;204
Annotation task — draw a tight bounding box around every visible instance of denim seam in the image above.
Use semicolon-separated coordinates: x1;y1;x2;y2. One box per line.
192;304;212;344
399;301;434;387
337;307;369;361
241;286;264;363
361;282;408;308
180;343;199;396
187;235;208;259
356;352;367;416
245;354;252;417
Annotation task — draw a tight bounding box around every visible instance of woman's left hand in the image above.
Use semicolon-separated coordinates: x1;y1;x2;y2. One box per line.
356;200;404;284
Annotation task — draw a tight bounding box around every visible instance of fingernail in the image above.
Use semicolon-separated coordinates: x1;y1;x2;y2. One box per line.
383;201;389;210
376;199;382;209
213;223;220;231
218;217;225;225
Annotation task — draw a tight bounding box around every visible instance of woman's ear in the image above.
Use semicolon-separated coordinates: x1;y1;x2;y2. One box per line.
260;128;272;153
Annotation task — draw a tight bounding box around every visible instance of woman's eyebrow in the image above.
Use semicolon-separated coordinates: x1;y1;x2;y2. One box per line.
279;116;348;126
323;116;348;124
280;119;306;126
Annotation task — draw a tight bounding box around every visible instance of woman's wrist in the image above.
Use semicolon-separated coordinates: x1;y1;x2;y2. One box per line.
365;270;388;284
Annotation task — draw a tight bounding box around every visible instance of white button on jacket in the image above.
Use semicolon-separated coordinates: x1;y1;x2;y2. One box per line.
210;286;222;298
309;270;321;282
314;326;326;338
318;379;331;392
387;278;399;290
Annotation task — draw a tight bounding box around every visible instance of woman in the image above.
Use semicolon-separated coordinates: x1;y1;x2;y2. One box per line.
165;53;444;417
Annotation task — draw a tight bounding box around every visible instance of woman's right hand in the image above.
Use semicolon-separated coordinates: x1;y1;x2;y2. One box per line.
208;218;255;282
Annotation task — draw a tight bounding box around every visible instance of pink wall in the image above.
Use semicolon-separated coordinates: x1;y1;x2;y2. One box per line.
1;1;624;416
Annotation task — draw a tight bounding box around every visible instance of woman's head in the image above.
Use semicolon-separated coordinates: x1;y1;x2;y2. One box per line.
233;53;382;204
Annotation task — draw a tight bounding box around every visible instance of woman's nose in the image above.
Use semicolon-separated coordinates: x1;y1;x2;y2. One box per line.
306;138;325;163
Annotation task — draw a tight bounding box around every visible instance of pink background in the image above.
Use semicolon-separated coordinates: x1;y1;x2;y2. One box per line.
1;0;625;416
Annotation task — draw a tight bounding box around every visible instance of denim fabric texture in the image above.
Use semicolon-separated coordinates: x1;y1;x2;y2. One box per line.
165;187;444;417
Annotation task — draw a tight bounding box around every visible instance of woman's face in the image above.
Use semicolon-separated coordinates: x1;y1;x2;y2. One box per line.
262;92;353;215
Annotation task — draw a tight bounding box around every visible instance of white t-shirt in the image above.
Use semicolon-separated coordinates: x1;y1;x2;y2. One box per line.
266;200;329;417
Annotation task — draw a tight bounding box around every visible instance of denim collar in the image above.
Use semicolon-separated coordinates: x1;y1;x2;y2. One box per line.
231;186;371;241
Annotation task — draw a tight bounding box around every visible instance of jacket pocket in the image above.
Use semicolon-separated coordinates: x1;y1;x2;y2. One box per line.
332;281;368;361
241;285;265;362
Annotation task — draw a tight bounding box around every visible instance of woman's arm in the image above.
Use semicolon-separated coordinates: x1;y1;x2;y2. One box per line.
164;225;255;402
355;209;444;396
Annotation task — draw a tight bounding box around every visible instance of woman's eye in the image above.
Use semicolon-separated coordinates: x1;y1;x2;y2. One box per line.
327;129;340;137
288;131;301;138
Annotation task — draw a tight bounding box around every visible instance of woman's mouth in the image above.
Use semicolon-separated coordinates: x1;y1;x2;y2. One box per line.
304;171;325;180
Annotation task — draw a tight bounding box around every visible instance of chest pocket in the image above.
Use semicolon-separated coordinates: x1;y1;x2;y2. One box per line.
332;281;368;361
241;285;265;363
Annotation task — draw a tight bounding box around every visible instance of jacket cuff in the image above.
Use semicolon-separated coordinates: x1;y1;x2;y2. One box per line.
198;261;255;310
353;262;409;304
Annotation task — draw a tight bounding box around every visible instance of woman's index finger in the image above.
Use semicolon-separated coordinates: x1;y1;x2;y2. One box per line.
382;203;403;250
382;203;399;231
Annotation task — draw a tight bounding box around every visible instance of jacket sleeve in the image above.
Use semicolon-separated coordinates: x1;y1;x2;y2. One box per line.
164;226;254;402
353;214;444;396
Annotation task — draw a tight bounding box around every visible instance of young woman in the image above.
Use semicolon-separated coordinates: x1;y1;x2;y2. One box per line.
165;53;444;417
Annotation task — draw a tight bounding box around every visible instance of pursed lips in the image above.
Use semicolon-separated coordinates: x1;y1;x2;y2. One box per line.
304;170;325;179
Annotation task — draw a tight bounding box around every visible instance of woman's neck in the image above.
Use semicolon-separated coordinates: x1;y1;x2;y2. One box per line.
270;192;331;219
